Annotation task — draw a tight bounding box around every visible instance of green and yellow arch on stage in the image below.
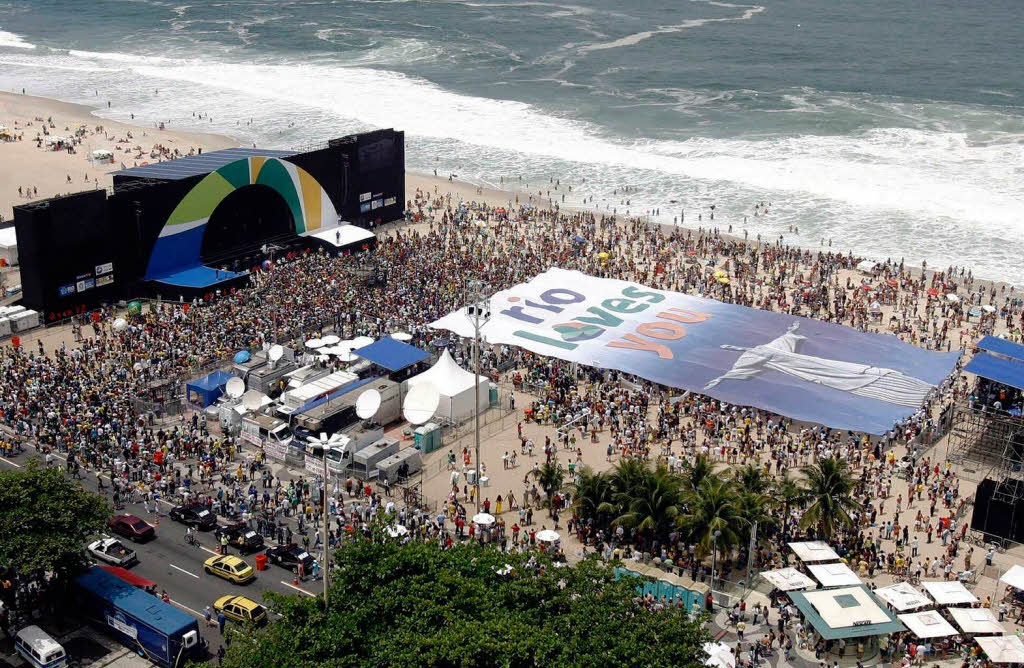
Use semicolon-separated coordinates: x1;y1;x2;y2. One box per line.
145;156;338;279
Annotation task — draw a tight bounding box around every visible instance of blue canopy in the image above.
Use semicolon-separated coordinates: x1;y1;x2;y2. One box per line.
186;369;236;407
977;335;1024;362
353;338;430;372
233;350;250;363
965;352;1024;391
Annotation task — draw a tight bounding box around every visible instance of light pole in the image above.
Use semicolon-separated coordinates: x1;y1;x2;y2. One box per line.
711;529;722;609
465;279;491;512
312;442;342;612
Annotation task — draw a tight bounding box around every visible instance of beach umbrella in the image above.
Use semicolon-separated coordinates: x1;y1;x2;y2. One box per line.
927;288;939;296
305;338;325;349
385;524;409;538
536;530;560;543
597;251;610;259
112;317;128;331
320;334;340;346
718;277;730;285
233;350;250;363
391;331;413;342
859;284;873;291
127;300;142;315
472;513;495;526
983;305;997;313
946;293;960;302
352;336;374;349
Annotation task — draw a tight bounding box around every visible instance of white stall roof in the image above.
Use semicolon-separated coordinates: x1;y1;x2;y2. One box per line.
857;260;878;273
921;580;979;606
0;227;16;248
999;564;1024;592
947;607;1005;635
898;611;959;638
874;582;931;611
760;568;817;592
807;562;862;588
976;635;1024;663
788;541;840;563
802;586;891;627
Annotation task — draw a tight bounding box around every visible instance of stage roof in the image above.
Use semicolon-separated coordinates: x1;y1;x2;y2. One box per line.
964;353;1024;391
977;335;1024;362
788;585;905;640
354;338;430;372
111;147;296;181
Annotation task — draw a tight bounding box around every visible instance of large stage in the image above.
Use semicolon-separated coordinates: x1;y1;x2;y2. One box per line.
13;130;405;318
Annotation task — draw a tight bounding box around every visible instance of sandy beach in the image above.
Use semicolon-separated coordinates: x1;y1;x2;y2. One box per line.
0;91;238;223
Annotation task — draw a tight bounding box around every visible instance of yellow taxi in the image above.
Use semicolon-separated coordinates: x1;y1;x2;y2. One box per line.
203;555;255;584
213;595;268;626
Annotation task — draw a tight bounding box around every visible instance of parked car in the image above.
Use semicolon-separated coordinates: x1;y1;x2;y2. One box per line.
203;555;255;585
168;503;216;530
264;544;314;574
213;595;268;626
86;537;138;567
214;523;265;553
106;514;155;542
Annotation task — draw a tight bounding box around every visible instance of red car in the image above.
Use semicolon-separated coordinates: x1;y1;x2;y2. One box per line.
106;514;156;542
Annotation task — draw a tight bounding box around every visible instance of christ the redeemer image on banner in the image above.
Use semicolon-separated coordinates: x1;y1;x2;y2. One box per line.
704;322;936;408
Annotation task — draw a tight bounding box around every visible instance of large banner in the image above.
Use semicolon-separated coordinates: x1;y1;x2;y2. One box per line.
430;268;960;434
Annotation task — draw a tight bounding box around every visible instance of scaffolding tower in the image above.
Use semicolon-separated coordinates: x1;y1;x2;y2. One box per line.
946;401;1024;504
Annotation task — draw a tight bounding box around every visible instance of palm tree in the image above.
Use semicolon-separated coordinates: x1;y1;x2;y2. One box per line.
774;472;804;558
799;457;863;539
530;461;566;515
683;454;717;492
733;463;771;496
608;465;682;540
573;467;613;524
678;476;743;558
607;457;651;498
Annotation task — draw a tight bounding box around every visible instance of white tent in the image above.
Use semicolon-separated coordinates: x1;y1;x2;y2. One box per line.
999;564;1024;592
703;642;736;668
788;541;840;563
921;580;978;606
807;562;862;588
976;635;1024;663
898;611;959;638
874;582;930;611
406;349;488;423
947;607;1005;635
760;568;817;592
857;260;878;273
0;226;17;265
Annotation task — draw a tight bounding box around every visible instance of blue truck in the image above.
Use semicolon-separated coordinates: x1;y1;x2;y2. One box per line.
73;567;206;667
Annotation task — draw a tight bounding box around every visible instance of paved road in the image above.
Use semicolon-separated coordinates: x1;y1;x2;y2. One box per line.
0;448;318;659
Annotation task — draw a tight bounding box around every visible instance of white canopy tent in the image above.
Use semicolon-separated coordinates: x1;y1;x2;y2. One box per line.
857;260;878;273
976;635;1024;663
406;349;488;423
760;568;817;592
999;564;1024;592
921;580;979;606
703;642;736;668
874;582;930;611
0;226;17;265
807;562;862;588
788;541;840;563
897;611;959;639
947;607;1005;635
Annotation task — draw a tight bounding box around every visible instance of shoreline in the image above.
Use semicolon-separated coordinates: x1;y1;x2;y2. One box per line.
0;90;240;222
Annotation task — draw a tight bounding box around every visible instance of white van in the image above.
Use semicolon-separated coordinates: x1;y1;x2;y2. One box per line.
14;625;67;668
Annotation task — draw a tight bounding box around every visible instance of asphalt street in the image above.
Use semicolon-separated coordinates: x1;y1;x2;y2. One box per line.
0;448;319;660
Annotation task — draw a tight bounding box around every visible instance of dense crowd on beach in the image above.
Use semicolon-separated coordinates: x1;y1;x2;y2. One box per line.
2;182;1023;667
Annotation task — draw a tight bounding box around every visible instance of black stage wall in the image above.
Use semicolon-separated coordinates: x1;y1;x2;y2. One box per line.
970;477;1024;544
14;130;404;318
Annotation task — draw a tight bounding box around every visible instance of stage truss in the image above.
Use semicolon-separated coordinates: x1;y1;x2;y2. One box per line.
946;401;1024;504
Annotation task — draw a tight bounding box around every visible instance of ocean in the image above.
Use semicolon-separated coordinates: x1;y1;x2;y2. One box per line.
1;0;1022;283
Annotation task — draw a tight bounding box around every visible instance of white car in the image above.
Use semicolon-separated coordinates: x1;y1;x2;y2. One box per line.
87;537;138;567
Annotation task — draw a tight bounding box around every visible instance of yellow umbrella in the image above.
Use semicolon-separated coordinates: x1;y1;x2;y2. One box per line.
597;251;610;259
713;270;727;278
718;277;730;285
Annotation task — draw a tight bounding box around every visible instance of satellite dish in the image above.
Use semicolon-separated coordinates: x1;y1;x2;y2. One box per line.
241;390;263;412
403;382;439;425
356;389;382;419
225;377;245;399
268;344;284;362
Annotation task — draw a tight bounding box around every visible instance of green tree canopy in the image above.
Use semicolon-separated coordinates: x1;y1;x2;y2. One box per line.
799;457;863;539
0;460;109;585
219;540;710;668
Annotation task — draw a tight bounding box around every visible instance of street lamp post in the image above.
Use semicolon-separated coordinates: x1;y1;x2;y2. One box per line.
314;443;341;612
711;529;722;609
465;280;491;512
